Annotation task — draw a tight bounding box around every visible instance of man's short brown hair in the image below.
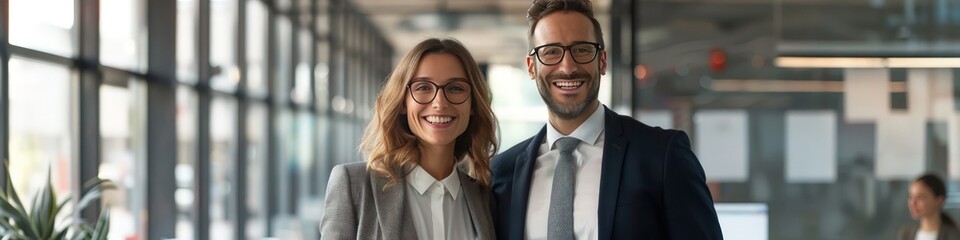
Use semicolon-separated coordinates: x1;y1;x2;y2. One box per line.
527;0;605;49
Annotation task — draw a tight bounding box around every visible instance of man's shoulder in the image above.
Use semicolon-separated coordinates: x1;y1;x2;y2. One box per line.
493;136;535;169
608;111;682;141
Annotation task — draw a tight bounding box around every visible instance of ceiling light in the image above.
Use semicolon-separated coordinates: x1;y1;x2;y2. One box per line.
775;57;960;68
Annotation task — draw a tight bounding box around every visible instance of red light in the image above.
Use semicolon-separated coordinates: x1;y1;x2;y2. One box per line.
634;64;648;80
710;48;727;73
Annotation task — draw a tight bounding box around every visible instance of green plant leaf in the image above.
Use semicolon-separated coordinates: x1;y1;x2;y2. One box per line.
3;231;24;240
76;179;113;213
31;170;57;239
51;227;68;240
54;196;72;225
2;162;28;226
75;191;101;216
0;196;38;239
69;227;90;240
81;179;114;192
0;219;24;239
72;223;95;240
90;208;109;240
29;192;43;239
44;172;59;238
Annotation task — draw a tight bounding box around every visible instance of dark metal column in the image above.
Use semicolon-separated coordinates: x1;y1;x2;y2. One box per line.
77;0;102;223
287;5;300;216
0;0;9;188
195;0;212;238
145;0;179;238
308;0;321;200
234;0;249;238
609;0;634;115
955;69;959;112
264;1;278;235
628;0;638;114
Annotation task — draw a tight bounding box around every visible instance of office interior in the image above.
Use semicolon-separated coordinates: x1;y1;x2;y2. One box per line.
1;0;959;239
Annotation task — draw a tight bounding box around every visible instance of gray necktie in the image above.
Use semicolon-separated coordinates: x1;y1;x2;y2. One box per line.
549;137;581;240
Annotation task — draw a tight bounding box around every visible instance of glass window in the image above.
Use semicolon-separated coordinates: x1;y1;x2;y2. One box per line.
293;30;311;105
178;0;198;83
101;0;145;71
315;0;329;35
489;64;549;148
274;16;292;103
99;81;147;240
272;109;301;238
211;0;238;92
210;96;237;239
8;56;73;219
626;1;960;238
296;111;314;198
275;0;290;11
246;102;268;239
246;0;268;96
314;41;329;112
316;113;331;198
175;85;198;240
9;0;74;56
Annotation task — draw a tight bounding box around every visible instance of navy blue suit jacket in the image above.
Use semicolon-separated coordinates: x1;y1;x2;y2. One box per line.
491;107;723;239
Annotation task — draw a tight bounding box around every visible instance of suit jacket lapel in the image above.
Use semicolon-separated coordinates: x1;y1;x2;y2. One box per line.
459;170;494;240
598;107;627;240
509;126;546;240
370;172;413;239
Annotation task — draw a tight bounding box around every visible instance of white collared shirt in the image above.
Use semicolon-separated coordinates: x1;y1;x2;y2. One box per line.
405;165;477;240
525;105;606;240
916;230;938;240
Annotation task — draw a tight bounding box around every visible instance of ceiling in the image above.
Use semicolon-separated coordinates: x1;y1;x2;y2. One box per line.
351;0;612;66
348;0;959;74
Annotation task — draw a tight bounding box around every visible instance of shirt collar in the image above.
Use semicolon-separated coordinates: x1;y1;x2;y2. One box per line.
546;104;606;149
406;165;462;199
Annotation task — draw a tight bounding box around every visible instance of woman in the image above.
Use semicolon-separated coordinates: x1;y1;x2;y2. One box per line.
899;173;960;240
320;38;498;240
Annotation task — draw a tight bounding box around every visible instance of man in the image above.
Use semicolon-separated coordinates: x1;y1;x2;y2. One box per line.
490;0;724;239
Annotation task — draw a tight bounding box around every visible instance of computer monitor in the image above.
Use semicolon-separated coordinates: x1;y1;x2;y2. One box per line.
715;202;768;240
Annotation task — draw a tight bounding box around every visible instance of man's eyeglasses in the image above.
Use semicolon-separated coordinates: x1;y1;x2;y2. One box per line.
529;42;603;66
407;80;472;105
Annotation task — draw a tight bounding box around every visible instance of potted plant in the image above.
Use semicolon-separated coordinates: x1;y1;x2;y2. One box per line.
0;165;114;240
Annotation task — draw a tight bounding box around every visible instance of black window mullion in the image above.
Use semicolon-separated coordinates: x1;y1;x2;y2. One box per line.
8;46;74;67
0;0;8;190
77;0;102;224
195;0;212;238
145;0;179;237
264;1;279;235
234;0;248;238
286;10;298;215
308;0;319;198
309;0;317;113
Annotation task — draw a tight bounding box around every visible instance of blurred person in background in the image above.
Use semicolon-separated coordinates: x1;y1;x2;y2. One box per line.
900;173;960;240
320;38;498;240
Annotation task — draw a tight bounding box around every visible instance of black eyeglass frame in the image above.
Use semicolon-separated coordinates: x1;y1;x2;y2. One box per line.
528;42;604;66
406;80;472;105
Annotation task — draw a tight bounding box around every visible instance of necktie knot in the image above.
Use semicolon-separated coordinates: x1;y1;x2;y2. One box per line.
555;137;581;155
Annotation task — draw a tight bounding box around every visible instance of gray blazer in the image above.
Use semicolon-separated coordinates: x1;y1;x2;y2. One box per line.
320;161;496;240
898;220;960;240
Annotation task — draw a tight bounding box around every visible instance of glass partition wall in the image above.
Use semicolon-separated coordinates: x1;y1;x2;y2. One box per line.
0;0;393;239
604;0;960;239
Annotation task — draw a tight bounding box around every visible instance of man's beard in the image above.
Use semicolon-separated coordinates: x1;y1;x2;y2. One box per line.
535;70;600;120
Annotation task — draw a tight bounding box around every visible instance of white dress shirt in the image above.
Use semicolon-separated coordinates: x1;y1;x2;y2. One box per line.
525;105;606;240
916;230;938;240
405;165;477;240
